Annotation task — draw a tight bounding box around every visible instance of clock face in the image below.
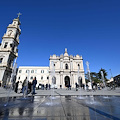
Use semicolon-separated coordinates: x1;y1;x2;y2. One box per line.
8;30;13;36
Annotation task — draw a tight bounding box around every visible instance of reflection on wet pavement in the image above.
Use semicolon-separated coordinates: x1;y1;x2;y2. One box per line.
0;95;120;120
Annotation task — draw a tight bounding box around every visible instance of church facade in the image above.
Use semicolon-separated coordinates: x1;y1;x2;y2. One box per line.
49;49;85;88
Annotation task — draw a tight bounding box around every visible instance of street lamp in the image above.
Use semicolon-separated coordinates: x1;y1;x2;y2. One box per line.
109;69;113;78
109;69;115;89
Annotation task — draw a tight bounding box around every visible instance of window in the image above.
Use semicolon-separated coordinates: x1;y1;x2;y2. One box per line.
18;77;20;80
26;70;29;73
65;64;68;69
4;42;8;48
41;70;44;73
12;45;15;51
30;76;33;80
31;70;34;73
0;58;3;63
41;76;43;80
78;64;80;69
19;70;22;73
13;22;16;25
47;76;49;80
35;70;37;73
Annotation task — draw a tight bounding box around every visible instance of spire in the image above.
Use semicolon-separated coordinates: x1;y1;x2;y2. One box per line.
65;48;67;53
64;48;68;56
12;13;22;26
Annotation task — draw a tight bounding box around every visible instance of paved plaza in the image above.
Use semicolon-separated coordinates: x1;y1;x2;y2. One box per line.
0;87;120;120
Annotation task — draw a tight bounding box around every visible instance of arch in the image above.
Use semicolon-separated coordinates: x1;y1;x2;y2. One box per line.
52;76;56;84
64;76;70;87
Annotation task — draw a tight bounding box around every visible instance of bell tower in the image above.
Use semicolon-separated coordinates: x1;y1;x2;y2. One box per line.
0;14;21;86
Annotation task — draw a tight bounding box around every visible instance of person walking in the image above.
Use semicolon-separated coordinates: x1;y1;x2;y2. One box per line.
0;81;1;87
48;84;51;90
75;82;78;91
88;81;92;91
18;81;22;93
32;77;37;94
15;81;19;93
22;77;28;97
28;81;32;93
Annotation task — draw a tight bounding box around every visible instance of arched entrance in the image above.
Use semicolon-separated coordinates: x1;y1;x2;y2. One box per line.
64;76;70;87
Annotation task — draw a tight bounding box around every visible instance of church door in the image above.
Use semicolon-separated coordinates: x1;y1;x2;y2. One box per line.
64;76;70;87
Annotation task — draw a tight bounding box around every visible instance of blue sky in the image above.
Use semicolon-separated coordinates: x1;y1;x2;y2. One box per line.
0;0;120;79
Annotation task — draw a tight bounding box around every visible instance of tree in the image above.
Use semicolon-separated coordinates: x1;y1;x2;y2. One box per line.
90;72;101;84
98;68;108;82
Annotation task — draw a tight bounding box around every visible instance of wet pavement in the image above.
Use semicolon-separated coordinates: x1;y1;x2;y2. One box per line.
0;95;120;120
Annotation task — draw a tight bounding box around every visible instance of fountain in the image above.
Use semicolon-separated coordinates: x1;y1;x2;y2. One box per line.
4;59;17;107
85;61;97;104
101;71;109;99
45;61;57;106
101;71;106;89
86;61;92;91
77;64;86;99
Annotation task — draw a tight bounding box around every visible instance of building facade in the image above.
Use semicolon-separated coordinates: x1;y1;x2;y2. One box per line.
16;66;49;86
49;49;85;88
0;16;21;86
114;74;120;86
16;49;86;88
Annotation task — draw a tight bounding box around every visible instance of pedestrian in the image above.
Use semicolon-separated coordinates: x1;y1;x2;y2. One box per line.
75;82;78;91
60;85;62;89
22;77;28;97
92;82;96;92
42;84;44;90
28;81;32;93
15;81;19;93
69;84;71;90
18;81;22;93
88;81;92;91
46;84;48;90
32;77;37;94
49;84;51;89
0;81;1;87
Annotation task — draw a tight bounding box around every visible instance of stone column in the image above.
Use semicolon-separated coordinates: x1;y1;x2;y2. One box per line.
60;74;62;85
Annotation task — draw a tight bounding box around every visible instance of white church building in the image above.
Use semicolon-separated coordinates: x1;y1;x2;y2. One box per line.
16;49;86;88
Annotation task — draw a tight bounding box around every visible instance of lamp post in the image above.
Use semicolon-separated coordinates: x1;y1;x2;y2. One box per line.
109;69;115;89
109;69;113;78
